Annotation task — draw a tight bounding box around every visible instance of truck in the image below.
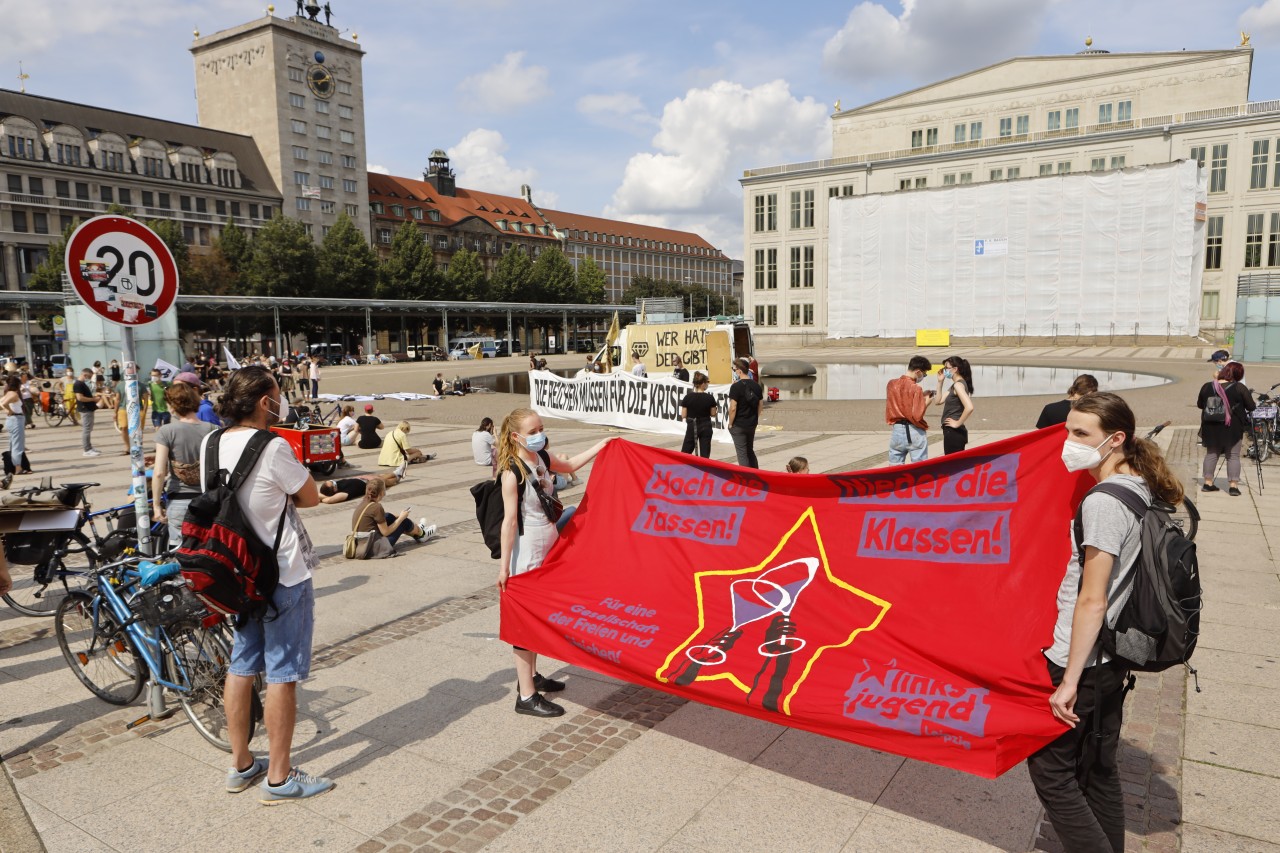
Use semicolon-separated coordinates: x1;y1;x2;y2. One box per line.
594;318;755;385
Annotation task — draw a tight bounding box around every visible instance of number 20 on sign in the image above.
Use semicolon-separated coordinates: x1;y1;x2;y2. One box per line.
64;215;180;326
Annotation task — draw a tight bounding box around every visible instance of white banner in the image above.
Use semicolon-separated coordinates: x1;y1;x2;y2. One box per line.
530;370;733;443
153;358;179;382
224;346;241;371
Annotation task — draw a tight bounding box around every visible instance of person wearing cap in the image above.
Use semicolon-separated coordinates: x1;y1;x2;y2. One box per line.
1208;349;1231;377
279;359;296;401
173;370;205;389
355;404;383;449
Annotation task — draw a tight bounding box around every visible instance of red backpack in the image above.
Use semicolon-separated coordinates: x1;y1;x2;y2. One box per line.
176;429;287;620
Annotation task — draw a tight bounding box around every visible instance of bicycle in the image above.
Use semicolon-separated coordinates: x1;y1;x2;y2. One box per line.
295;400;342;427
2;482;168;617
41;389;74;427
1246;383;1280;464
54;555;263;752
1145;422;1200;541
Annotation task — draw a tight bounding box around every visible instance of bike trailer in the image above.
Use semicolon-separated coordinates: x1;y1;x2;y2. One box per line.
269;424;340;475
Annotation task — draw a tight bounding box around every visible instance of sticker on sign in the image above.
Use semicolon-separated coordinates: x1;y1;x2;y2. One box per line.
64;216;179;326
973;238;1009;257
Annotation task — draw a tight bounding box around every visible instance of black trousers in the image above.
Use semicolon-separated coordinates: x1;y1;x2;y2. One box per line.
681;418;712;458
1027;658;1130;853
729;424;757;468
2;450;30;475
942;424;969;455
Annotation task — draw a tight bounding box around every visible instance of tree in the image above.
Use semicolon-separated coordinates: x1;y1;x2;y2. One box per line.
218;217;251;280
243;214;316;298
378;221;437;300
184;244;238;296
144;218;191;283
315;212;377;299
489;246;533;302
530;246;575;302
25;219;81;293
444;248;486;300
573;256;608;304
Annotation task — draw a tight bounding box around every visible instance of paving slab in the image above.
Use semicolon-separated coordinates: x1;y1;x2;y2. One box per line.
1183;761;1280;844
1183;714;1280;777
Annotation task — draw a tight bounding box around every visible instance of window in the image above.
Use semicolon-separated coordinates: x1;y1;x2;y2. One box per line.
141;156;164;177
338;105;353;119
411;207;423;220
318;150;332;165
911;129;923;149
320;200;335;214
1016;115;1029;135
75;182;89;200
959;172;973;184
103;150;125;171
292;146;308;160
1245;212;1264;268
370;201;384;214
119;188;131;205
926;128;937;146
1047;111;1061;131
141;190;153;207
55;142;81;165
319;175;334;189
338;80;352;95
754;250;765;289
390;204;403;216
942;173;956;186
60;214;74;231
296;197;311;211
766;248;777;288
767;305;777;326
6;135;35;159
180;195;192;211
999;117;1012;138
289;93;305;108
342;178;357;192
1210;144;1228;193
789;304;801;326
969;122;982;142
291;119;307;134
1098;103;1113;124
345;203;359;217
32;212;48;234
1066;108;1079;129
1057;161;1072;174
914;177;926;188
789;246;803;287
1190;146;1206;167
1118;101;1132;122
216;167;235;187
339;130;355;144
27;176;42;195
1039;164;1054;176
802;189;814;227
1091;158;1106;172
790;191;803;227
314;99;329;114
341;154;357;168
753;194;777;232
802;245;814;287
954;124;966;143
230;201;239;216
288;67;305;83
990;168;1003;181
249;203;259;219
294;171;310;186
1111;156;1125;169
1271;213;1280;267
216;199;226;216
1201;291;1219;320
11;211;26;232
1007;166;1021;180
196;197;207;213
1251;139;1270;189
180;161;203;183
899;179;911;191
315;125;331;140
429;209;441;221
842;185;853;197
100;185;113;203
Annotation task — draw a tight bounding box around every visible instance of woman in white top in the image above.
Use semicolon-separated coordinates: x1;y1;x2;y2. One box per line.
496;407;613;718
336;405;358;446
1;375;31;487
472;417;496;472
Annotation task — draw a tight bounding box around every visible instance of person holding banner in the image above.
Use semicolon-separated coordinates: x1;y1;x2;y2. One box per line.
679;372;717;458
1027;392;1184;853
496;408;613;717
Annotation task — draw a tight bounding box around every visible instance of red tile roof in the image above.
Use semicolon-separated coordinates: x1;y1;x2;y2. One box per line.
367;172;558;240
539;208;723;255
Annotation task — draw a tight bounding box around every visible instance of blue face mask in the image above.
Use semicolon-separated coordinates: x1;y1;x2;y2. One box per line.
522;431;547;453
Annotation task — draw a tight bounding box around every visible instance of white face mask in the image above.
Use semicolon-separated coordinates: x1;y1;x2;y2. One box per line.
267;395;288;423
1061;432;1117;473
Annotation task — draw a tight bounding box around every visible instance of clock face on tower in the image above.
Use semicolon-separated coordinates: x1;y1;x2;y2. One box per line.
307;64;334;98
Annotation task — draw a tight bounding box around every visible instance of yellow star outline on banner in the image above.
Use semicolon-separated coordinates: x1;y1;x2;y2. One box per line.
655;507;892;715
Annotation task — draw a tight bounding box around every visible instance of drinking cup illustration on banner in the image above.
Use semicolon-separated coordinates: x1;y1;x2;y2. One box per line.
675;556;819;706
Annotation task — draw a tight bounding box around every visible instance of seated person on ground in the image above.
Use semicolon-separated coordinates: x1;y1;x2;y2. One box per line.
349;478;435;558
336;405;358;446
356;404;383;449
379;420;435;467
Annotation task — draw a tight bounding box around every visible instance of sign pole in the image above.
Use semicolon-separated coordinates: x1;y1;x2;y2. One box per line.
122;329;152;556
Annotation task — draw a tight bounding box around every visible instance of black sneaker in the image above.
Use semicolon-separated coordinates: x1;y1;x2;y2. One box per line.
1201;483;1220;492
515;692;564;717
533;672;565;693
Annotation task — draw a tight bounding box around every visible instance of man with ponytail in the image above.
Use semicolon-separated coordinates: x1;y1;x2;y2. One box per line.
1028;391;1184;852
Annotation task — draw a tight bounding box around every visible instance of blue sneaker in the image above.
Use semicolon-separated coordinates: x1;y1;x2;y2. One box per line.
226;757;267;793
258;767;335;805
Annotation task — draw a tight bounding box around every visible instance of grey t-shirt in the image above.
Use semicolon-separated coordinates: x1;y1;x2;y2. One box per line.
156;420;218;496
1046;474;1149;668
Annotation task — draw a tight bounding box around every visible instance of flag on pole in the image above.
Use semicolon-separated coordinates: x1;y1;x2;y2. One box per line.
153;358;179;382
467;342;482;360
604;311;620;372
224;346;241;371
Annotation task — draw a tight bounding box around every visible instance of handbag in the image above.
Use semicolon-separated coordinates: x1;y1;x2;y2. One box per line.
530;472;564;524
344;502;376;559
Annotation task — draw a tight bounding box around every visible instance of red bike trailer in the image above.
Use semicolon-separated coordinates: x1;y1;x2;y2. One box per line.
269;424;340;476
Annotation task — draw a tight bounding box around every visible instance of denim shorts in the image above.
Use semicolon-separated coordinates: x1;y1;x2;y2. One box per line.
228;578;315;684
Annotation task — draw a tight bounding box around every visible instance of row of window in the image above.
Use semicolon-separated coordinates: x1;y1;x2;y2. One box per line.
290;119;356;144
559;228;719;256
287;67;353;95
293;171;360;193
911;101;1134;148
3;173;273;220
286;92;355;119
291;147;360;169
750;247;816;290
752;304;814;327
5;135;238;187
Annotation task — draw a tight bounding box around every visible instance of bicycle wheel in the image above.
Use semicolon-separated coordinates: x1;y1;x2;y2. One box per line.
1257;422;1272;463
3;532;97;617
55;592;146;705
168;623;260;751
43;403;66;428
1164;496;1199;542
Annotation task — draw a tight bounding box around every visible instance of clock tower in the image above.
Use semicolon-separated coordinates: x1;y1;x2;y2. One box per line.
190;6;369;243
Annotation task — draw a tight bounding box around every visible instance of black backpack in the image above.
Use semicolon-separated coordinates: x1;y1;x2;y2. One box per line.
176;429;288;620
471;449;549;559
1073;482;1202;676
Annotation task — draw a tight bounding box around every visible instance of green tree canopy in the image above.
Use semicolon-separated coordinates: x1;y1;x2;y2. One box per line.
530;246;575;302
378;221;438;300
444;248;487;301
25;219;82;293
144;218;191;282
315;212;378;299
489;246;534;302
244;214;316;298
218;217;252;279
573;256;608;304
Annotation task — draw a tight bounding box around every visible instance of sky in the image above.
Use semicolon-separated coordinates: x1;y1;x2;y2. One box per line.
4;0;1280;259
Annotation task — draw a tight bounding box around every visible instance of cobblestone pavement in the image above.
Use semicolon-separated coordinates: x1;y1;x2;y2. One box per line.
1;346;1276;852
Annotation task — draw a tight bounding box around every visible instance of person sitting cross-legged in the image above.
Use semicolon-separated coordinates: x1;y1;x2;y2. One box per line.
348;477;435;559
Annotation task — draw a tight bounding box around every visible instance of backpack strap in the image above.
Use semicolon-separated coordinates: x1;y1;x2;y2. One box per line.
203;428;227;492
227;430;281;492
1072;481;1148;567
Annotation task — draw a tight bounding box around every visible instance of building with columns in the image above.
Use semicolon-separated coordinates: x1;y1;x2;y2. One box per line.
741;44;1276;345
191;8;369;242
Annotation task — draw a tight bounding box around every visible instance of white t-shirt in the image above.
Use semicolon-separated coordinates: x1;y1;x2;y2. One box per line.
309;362;321;380
472;430;496;466
199;429;318;588
337;415;358;442
631;363;647;377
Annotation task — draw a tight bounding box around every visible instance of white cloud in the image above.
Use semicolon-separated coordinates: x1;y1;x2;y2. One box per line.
1241;0;1280;39
605;80;829;258
447;129;559;208
823;0;1051;83
576;93;656;132
456;51;551;113
368;163;390;175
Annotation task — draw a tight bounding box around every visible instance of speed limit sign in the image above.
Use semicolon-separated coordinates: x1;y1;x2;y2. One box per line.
64;216;179;326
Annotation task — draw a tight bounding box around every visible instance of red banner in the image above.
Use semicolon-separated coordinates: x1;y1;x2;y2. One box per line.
501;428;1090;778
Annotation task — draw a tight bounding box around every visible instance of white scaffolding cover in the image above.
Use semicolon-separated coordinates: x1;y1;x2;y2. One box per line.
827;160;1205;339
